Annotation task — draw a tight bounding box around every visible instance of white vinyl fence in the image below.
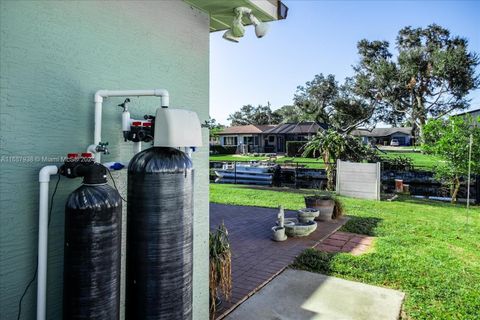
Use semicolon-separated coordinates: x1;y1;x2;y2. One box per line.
336;160;381;200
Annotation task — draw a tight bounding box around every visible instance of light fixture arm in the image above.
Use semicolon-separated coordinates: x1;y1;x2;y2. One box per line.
223;7;269;42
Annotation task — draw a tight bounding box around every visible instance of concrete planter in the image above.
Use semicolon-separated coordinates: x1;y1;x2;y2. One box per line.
284;221;317;237
297;208;320;223
305;197;334;221
271;226;287;242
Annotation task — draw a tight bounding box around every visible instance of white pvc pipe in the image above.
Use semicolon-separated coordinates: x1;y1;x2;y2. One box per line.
184;147;193;158
133;142;142;155
37;165;58;320
91;89;169;161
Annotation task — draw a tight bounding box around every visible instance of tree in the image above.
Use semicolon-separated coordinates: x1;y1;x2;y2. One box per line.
302;130;378;190
273;105;315;123
203;117;225;142
227;102;281;126
294;74;377;133
423;115;480;203
294;74;379;190
354;24;479;141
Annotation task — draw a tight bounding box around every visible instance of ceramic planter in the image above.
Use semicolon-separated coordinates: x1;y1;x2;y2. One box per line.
297;208;320;223
284;221;317;237
304;196;334;221
271;226;287;242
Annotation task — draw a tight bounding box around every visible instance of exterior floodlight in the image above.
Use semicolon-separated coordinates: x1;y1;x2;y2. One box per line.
248;14;269;38
223;30;240;42
222;6;269;43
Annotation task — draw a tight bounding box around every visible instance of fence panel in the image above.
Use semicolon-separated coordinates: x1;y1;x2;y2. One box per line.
336;160;380;200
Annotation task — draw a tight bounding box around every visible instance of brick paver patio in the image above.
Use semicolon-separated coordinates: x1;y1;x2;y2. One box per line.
317;231;375;255
210;203;348;319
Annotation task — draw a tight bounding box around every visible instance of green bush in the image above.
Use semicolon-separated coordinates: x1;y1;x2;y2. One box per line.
382;156;414;171
210;145;237;154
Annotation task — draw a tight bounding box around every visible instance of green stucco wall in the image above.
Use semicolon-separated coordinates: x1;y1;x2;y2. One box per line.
0;1;210;319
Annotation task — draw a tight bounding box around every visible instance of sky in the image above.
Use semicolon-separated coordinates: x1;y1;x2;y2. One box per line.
209;0;480;125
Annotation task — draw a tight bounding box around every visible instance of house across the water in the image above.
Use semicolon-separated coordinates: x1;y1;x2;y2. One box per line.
455;107;480;126
217;122;327;153
351;127;413;146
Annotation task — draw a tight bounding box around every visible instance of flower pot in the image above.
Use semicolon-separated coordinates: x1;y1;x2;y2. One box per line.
304;196;334;221
298;208;320;223
284;220;317;237
271;226;287;242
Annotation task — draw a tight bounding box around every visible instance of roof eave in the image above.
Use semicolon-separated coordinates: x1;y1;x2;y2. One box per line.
184;0;288;33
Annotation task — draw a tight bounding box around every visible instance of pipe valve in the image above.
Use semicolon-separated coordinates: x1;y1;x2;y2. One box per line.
59;153;107;184
96;142;110;155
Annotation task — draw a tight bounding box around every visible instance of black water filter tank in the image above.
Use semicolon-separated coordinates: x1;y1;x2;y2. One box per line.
63;165;122;320
126;147;193;320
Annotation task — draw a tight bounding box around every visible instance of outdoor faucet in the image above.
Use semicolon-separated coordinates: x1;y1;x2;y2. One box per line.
96;142;110;155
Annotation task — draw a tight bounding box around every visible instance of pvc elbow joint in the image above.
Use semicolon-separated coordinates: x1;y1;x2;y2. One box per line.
39;166;58;183
154;89;169;107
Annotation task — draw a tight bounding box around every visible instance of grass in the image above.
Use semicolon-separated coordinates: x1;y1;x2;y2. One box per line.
380;151;442;170
210;150;438;170
210;184;480;319
209;154;269;162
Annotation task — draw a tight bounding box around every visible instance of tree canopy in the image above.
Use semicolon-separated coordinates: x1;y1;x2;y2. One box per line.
294;74;376;133
227;103;282;126
354;24;479;140
274;105;315;123
423;115;480;202
203;117;225;141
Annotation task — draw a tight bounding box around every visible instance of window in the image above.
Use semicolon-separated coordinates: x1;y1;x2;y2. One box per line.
243;136;253;144
268;136;275;142
224;136;238;146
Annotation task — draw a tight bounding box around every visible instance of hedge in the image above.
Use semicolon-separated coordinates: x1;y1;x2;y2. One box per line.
210;145;237;154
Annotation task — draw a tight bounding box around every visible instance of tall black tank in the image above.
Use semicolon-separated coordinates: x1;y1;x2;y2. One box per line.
63;163;122;320
126;147;193;320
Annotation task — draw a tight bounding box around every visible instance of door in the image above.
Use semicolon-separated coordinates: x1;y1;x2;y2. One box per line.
277;136;285;153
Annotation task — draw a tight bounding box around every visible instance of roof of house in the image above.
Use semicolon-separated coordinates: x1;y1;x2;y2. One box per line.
219;122;327;135
351;127;413;137
455;107;480;117
264;122;327;134
218;124;275;135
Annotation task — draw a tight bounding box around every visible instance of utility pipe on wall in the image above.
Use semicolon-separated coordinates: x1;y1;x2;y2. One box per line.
133;142;142;155
90;89;169;161
37;165;59;320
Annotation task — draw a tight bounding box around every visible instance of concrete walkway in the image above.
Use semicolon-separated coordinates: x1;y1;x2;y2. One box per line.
226;269;405;320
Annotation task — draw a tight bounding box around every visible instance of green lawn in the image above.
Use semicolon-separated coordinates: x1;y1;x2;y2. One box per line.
210;151;438;170
209;154;269;162
380;151;442;170
210;184;480;319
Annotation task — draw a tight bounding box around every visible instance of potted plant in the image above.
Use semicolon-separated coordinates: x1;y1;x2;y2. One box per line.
304;192;335;221
209;223;232;318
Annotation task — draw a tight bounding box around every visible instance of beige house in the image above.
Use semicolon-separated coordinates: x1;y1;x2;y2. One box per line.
218;122;326;153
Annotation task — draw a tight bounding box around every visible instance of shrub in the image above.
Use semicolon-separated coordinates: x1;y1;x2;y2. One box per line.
210;145;237;154
382;156;414;171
